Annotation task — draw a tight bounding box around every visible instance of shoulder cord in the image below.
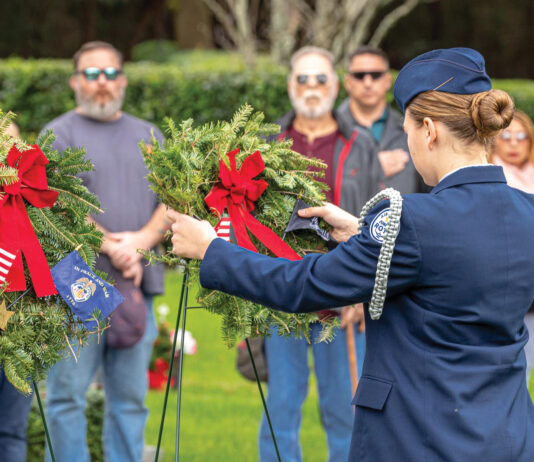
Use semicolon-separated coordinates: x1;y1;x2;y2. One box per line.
357;188;403;320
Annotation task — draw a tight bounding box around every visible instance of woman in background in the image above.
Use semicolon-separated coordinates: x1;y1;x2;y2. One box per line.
492;109;534;382
492;110;534;193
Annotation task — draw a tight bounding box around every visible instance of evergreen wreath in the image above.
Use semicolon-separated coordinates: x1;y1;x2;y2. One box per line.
143;105;338;346
0;111;103;393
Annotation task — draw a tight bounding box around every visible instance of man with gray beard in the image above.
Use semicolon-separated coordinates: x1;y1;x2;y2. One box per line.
260;47;378;462
42;41;166;462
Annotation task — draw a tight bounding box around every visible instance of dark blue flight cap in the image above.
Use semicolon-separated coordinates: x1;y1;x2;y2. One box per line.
393;47;492;113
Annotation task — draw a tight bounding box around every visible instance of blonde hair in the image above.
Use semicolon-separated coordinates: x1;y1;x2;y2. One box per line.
407;89;514;151
509;110;534;165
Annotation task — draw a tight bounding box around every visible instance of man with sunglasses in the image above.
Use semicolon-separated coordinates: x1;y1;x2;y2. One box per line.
337;46;423;194
259;46;379;462
42;41;166;462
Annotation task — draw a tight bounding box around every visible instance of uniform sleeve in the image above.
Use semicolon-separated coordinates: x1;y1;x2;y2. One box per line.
199;201;422;313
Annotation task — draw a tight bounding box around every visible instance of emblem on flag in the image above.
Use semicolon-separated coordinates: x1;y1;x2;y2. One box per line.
51;251;124;329
0;244;19;287
71;277;97;303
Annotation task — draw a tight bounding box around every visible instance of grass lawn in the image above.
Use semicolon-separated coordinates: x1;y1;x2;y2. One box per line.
145;269;329;461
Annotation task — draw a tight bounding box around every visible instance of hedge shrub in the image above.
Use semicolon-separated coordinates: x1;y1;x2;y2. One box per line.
0;58;292;139
0;57;533;140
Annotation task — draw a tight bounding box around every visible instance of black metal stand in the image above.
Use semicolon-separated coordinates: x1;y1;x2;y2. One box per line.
154;266;282;461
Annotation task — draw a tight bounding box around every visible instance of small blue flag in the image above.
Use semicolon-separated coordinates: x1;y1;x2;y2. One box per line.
51;251;124;329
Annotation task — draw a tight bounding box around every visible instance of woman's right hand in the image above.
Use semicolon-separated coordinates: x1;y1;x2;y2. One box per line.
298;203;359;243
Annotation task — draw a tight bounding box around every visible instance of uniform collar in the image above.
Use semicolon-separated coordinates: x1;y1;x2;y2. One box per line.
431;165;506;194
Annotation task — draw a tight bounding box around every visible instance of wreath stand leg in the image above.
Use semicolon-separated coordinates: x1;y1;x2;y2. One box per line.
174;267;190;462
154;266;187;462
245;338;282;462
154;266;282;462
33;378;56;462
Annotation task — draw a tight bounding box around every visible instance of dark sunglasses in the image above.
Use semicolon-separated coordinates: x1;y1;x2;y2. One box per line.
350;71;386;81
76;67;123;81
296;73;328;85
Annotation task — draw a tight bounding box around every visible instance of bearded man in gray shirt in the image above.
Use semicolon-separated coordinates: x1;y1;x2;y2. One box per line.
43;41;166;462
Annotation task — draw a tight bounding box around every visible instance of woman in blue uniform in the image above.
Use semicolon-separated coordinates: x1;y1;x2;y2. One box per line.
166;48;534;461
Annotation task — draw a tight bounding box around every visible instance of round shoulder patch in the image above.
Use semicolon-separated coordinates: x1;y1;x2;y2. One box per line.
370;208;392;243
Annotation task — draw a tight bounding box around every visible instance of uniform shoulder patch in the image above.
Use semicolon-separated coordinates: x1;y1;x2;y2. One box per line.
369;208;397;243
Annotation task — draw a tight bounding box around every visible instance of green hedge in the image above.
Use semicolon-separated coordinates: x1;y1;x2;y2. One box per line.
0;58;293;139
1;58;533;139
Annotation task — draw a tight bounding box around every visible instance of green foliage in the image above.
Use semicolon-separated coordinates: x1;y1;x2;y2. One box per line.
150;320;172;371
0;57;292;140
131;40;179;63
0;115;103;393
144;105;337;346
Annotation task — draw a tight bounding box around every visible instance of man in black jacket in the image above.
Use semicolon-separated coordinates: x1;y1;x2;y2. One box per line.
259;46;376;462
336;46;424;193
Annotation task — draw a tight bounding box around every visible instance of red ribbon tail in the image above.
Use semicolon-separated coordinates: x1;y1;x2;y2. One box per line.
4;253;27;292
227;202;258;253
18;206;57;297
243;212;302;261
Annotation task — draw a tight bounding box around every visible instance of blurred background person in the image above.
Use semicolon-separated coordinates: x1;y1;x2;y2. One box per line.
261;46;378;462
43;41;166;462
492;110;534;193
5;122;20;138
336;46;424;193
491;109;534;382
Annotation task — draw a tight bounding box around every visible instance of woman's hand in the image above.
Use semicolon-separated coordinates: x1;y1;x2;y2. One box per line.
298;203;359;243
165;209;217;260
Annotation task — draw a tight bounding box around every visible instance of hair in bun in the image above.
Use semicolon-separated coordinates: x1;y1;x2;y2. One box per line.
470;90;514;139
407;89;515;150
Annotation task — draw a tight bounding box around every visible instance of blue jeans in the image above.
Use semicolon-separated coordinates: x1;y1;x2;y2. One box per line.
0;370;33;462
259;323;365;462
45;296;157;462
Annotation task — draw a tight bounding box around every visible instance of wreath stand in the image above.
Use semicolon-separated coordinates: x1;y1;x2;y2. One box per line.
153;266;282;462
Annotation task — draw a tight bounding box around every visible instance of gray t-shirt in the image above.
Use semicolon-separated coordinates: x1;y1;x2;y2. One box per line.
44;110;164;295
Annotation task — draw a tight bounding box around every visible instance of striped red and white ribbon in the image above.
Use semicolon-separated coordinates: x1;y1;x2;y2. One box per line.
0;245;18;285
215;215;232;242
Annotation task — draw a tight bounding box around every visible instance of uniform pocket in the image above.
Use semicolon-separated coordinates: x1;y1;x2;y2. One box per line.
352;376;393;411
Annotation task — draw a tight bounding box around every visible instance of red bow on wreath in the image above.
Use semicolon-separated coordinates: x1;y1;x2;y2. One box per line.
0;144;59;297
205;149;301;261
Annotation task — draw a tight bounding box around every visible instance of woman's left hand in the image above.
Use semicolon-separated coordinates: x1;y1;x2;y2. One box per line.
298;203;359;242
165;209;217;260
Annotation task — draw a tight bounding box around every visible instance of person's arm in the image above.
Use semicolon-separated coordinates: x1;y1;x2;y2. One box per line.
103;203;168;269
167;201;421;314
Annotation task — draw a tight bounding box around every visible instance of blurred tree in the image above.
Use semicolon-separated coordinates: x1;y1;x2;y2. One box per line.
202;0;259;66
167;0;214;49
0;0;533;78
206;0;426;65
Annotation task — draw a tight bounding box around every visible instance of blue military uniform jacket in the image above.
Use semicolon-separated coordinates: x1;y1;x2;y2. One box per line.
200;165;534;461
